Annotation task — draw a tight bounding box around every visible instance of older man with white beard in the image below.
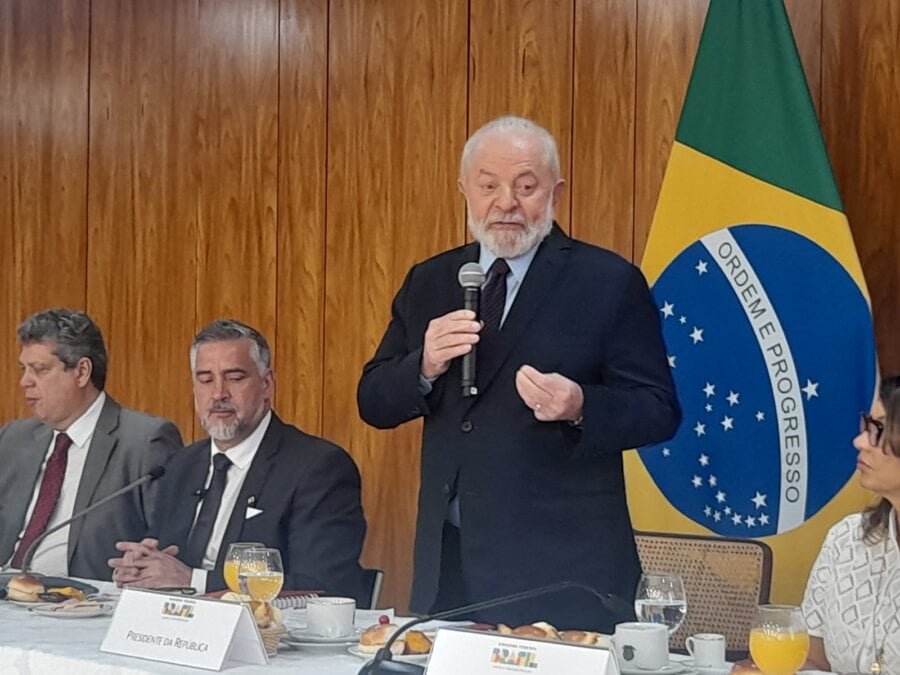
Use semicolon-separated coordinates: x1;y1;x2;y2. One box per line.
109;319;367;600
358;115;680;631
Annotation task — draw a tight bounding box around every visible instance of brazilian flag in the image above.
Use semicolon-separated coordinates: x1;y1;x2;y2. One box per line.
627;0;878;604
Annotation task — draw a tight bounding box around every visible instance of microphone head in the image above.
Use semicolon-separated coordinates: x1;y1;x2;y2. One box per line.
147;465;166;480
458;262;485;289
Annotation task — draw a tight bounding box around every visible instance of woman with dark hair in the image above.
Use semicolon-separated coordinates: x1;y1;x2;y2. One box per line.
802;375;900;674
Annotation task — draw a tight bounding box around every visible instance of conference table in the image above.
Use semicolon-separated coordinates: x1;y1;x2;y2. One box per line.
0;579;434;674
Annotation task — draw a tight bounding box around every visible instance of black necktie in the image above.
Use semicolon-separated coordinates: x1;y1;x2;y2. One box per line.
480;258;510;342
184;452;232;568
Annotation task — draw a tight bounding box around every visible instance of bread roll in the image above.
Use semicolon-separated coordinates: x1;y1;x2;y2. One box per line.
358;623;402;654
511;624;551;639
559;630;599;645
6;574;44;602
530;621;560;640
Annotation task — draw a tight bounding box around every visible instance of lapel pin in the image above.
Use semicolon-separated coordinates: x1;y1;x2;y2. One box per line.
247;495;256;506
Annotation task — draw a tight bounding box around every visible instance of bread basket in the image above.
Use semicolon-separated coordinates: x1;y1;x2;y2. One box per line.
258;622;287;656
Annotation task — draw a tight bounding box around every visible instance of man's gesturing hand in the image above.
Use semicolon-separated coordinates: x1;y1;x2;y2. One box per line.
515;365;584;423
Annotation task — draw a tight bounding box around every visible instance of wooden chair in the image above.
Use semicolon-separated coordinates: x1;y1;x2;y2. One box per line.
634;531;773;657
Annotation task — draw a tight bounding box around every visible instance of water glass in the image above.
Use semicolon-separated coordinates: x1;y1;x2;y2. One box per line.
634;572;687;634
239;547;285;602
223;542;263;594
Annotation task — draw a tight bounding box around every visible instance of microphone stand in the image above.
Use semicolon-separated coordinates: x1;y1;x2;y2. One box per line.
1;465;166;575
358;581;631;675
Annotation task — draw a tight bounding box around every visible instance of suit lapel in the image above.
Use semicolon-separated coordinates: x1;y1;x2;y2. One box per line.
470;226;571;402
215;414;283;567
68;396;119;560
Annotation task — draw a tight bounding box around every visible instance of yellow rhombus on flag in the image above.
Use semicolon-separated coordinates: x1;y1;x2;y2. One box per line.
626;0;878;607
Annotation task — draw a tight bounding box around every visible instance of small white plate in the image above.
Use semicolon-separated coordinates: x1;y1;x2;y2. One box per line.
348;645;429;663
285;627;363;645
619;660;690;675
679;660;732;675
29;602;114;618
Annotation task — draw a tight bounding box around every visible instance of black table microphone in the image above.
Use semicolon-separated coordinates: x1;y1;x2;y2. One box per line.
458;262;485;397
10;465;166;575
357;581;634;675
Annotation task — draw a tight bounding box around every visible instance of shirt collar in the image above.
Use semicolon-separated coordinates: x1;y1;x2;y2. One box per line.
210;409;272;470
478;242;540;287
60;391;106;448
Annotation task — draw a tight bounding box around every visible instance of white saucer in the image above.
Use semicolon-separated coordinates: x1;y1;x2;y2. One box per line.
680;660;732;675
28;602;114;619
285;627;362;645
348;645;429;664
619;660;690;675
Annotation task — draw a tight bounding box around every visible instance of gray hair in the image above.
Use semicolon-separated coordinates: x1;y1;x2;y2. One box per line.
190;319;271;376
17;308;108;391
460;115;561;180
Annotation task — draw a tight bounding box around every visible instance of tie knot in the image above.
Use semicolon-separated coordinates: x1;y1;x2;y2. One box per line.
488;258;509;280
55;432;73;453
213;452;232;473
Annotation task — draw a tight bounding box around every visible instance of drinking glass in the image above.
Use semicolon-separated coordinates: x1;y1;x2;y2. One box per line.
239;547;284;602
634;572;688;635
749;605;809;675
223;542;263;594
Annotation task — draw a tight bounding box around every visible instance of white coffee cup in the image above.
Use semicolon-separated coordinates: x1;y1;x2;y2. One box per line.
613;622;669;671
306;596;356;637
685;633;726;668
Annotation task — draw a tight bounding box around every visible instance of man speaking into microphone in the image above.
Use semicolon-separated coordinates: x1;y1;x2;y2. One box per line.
0;308;182;580
358;116;680;631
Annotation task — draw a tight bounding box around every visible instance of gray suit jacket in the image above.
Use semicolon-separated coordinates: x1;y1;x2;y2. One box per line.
0;395;182;579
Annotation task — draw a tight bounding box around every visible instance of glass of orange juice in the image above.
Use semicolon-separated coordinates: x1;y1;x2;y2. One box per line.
224;542;263;593
749;605;809;675
239;547;284;602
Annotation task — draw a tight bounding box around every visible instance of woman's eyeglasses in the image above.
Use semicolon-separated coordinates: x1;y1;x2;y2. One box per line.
859;412;885;446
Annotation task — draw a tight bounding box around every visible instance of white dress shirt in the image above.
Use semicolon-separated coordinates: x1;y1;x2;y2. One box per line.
189;410;272;592
10;392;106;575
802;509;900;674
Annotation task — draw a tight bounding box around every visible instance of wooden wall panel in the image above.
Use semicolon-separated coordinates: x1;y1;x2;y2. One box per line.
785;0;822;116
634;0;708;264
0;0;89;421
86;0;197;436
822;0;900;373
325;0;468;610
469;0;573;229
275;0;328;435
571;0;636;257
193;1;280;439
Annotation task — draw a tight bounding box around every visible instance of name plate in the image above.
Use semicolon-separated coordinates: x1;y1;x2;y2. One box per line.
101;588;267;671
426;628;619;674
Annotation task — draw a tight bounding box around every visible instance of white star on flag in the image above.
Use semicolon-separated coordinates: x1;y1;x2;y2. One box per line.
699;453;709;466
708;475;718;487
703;382;716;398
705;403;713;412
704;505;712;517
755;411;765;421
668;355;677;368
802;379;820;400
660;301;675;318
745;516;757;527
692;475;703;488
715;490;726;503
690;327;704;344
727;391;740;406
694;422;706;437
751;491;767;509
721;416;734;431
724;506;732;515
695;260;708;275
662;447;671;457
732;513;742;525
679;316;687;324
713;511;722;522
759;513;770;525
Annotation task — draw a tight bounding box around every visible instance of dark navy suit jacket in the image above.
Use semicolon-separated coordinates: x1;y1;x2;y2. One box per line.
358;225;680;630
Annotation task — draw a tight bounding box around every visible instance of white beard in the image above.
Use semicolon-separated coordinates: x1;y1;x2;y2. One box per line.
202;415;241;442
467;200;554;258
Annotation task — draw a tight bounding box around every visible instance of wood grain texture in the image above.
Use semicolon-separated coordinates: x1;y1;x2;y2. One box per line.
275;0;328;436
469;0;573;230
86;0;197;436
634;0;708;264
325;0;468;610
193;0;279;439
0;0;89;421
571;0;636;257
785;0;822;116
822;0;900;373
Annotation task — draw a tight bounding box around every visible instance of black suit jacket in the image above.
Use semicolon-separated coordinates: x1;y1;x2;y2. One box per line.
358;226;680;630
152;413;367;602
0;396;182;579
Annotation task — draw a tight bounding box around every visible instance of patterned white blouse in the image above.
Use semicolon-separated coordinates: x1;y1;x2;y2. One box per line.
802;509;900;674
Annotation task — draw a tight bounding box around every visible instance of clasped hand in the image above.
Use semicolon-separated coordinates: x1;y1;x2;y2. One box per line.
108;538;191;588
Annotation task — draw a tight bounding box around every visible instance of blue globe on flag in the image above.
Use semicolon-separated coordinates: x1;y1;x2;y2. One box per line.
640;224;877;537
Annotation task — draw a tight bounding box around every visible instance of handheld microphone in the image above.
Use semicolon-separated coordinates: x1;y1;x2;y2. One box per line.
458;262;485;397
11;465;166;575
357;581;634;674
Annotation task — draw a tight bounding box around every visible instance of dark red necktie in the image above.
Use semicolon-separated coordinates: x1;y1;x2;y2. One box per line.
12;432;72;569
480;258;510;342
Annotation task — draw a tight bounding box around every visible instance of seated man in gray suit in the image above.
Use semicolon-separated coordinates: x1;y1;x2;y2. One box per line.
0;308;182;579
109;319;367;601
